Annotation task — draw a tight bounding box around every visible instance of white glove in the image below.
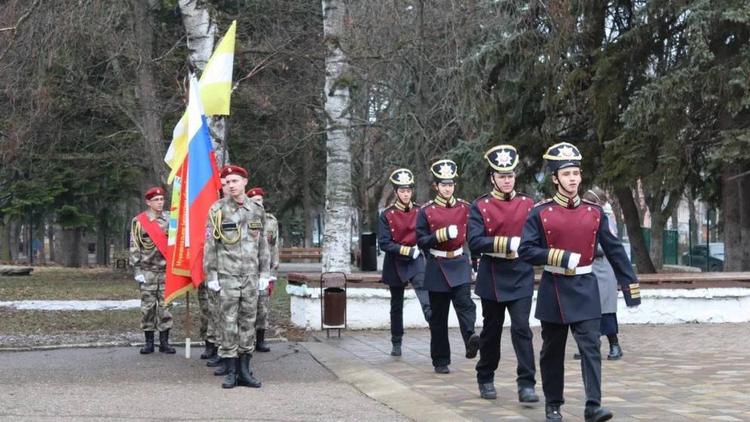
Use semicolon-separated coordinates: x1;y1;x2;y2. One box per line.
134;274;146;284
509;237;521;252
258;277;270;291
627;305;640;314
447;225;458;239
207;280;221;292
411;247;421;259
567;252;581;270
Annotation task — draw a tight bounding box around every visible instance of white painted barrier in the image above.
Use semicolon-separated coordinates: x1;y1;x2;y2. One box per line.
286;284;750;330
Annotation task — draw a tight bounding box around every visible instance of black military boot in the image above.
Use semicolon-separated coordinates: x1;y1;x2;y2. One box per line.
434;365;450;374
545;404;563;421
207;348;222;367
518;386;540;403
478;382;497;400
465;333;480;359
390;343;402;357
584;406;613;422
213;358;230;376
255;329;270;353
607;344;623;360
200;341;217;359
158;330;176;354
139;331;155;354
221;357;239;389
237;353;262;388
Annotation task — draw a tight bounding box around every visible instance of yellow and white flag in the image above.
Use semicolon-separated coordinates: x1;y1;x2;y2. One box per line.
165;20;236;182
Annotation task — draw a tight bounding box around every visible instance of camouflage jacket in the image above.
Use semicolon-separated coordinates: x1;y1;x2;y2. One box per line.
265;213;280;277
203;196;271;282
129;209;168;275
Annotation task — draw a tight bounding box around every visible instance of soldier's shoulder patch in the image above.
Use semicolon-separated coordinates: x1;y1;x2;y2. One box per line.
534;198;553;207
209;201;223;212
420;200;434;209
412;202;422;208
266;213;277;222
457;198;471;206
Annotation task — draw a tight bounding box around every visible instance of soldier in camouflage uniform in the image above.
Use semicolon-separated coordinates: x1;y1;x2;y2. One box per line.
129;186;175;355
248;187;280;353
204;165;271;389
202;173;232;364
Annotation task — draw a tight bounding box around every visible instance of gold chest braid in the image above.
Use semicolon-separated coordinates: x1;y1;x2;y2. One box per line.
132;220;155;250
209;209;242;245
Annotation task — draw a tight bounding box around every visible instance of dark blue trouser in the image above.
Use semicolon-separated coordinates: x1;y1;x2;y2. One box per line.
389;286;431;344
428;283;476;367
540;318;602;408
475;296;536;387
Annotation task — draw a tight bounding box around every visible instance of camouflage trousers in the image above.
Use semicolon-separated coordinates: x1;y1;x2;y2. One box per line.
198;283;210;340
139;270;173;332
207;286;221;343
255;290;270;330
197;283;222;343
218;275;258;358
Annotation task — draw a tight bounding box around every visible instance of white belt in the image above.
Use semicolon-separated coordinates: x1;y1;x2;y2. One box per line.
483;252;517;260
429;248;464;258
544;265;592;276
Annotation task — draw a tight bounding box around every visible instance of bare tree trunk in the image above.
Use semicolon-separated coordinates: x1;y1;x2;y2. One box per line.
60;228;83;268
650;214;666;270
614;186;656;273
321;0;353;273
302;140;314;247
741;175;750;271
47;220;56;263
0;217;9;262
10;220;20;263
96;213;109;266
722;166;742;271
130;0;167;185
178;0;215;70
686;191;698;247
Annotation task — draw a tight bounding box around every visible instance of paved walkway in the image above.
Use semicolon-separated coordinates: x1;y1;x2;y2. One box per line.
303;323;750;421
0;343;407;421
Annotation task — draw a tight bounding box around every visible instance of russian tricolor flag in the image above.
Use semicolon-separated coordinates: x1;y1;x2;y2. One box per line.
165;74;221;303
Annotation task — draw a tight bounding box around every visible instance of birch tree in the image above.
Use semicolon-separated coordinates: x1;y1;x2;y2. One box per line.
321;0;353;272
178;0;228;167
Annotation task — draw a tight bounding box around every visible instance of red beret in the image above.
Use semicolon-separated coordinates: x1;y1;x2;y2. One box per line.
144;187;165;200
247;187;265;198
220;165;248;179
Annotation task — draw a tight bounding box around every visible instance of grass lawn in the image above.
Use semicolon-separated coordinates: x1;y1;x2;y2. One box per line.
0;267;136;300
0;267;294;347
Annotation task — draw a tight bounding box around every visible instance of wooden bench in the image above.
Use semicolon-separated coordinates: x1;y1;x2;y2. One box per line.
280;247;322;263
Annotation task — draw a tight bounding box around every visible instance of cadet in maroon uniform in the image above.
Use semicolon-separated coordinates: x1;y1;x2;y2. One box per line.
378;168;431;357
416;159;480;374
518;142;641;422
469;145;538;403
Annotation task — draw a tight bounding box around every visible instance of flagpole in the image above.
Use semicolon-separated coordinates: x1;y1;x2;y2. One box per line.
185;290;192;359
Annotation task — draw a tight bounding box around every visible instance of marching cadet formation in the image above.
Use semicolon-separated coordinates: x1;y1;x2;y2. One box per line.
131;142;639;421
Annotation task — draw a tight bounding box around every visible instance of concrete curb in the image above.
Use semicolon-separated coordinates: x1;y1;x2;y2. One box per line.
0;337;287;352
302;340;470;422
